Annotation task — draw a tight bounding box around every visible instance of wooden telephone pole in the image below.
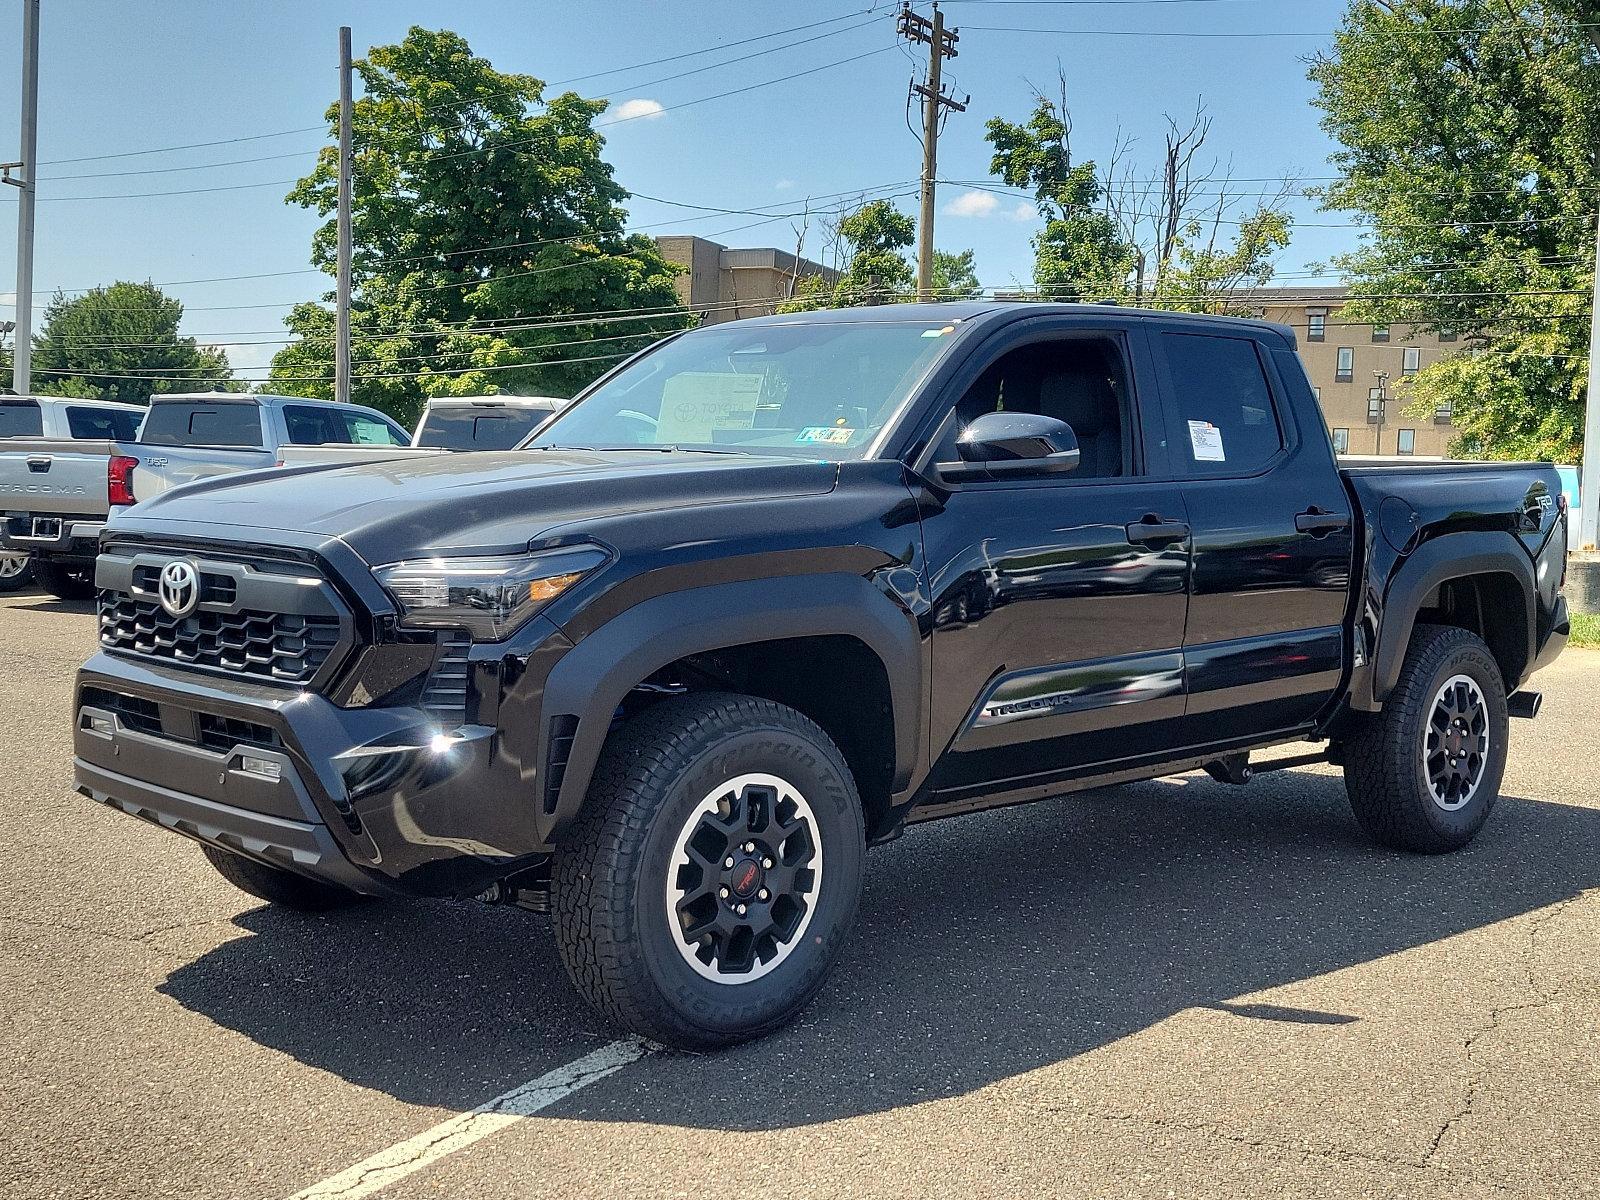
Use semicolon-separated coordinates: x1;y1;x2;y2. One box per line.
899;2;966;302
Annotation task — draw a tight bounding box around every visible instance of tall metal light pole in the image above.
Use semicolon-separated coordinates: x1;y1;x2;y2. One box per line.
1579;207;1600;551
334;26;353;404
6;0;41;395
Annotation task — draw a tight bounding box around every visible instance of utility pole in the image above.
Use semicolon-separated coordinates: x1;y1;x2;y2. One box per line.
4;0;41;395
1372;370;1388;455
335;25;353;404
899;2;965;302
1579;206;1600;550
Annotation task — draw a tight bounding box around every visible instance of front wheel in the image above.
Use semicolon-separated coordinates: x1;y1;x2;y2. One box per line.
552;692;865;1050
1343;623;1510;853
32;558;95;601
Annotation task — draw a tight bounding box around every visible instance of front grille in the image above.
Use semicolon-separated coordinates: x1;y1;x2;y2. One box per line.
81;686;162;737
198;713;281;754
98;594;341;684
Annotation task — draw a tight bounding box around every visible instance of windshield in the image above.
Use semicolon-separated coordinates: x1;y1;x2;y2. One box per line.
529;320;959;460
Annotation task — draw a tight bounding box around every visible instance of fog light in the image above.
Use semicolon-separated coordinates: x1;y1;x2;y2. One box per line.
85;713;114;736
237;754;283;781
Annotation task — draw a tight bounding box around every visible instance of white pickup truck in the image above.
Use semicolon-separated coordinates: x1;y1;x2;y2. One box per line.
0;392;410;598
0;395;145;595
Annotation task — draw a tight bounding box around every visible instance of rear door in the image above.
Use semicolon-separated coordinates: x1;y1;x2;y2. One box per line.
915;318;1194;800
1147;323;1355;740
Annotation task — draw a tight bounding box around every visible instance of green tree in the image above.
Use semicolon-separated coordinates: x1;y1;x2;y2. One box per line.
0;282;236;402
932;249;982;299
833;200;916;305
269;27;688;424
1309;1;1600;461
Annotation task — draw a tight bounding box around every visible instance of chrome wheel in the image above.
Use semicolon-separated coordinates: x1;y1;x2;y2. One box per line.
1424;673;1489;812
666;772;823;984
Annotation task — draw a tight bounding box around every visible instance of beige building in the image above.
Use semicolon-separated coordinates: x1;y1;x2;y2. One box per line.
1239;286;1460;457
655;236;836;325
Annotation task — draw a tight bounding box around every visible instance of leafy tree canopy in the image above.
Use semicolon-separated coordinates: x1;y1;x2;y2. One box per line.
777;199;977;311
269;26;689;425
1309;0;1600;461
932;248;982;299
1;282;236;402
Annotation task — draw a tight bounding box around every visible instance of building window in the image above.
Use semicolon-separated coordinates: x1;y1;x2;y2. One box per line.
1368;389;1384;422
1435;400;1454;423
1397;429;1415;455
1438;328;1457;343
1372;323;1390;342
1332;427;1350;454
1307;313;1326;342
1403;347;1421;376
1336;347;1354;382
1312;386;1321;403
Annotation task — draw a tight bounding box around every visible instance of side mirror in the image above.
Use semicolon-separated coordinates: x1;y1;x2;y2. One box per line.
937;411;1081;481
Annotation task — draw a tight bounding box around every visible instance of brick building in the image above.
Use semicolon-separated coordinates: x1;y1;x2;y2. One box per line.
1239;286;1461;457
655;236;837;325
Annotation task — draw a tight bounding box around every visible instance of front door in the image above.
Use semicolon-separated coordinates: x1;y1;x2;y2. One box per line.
916;324;1193;802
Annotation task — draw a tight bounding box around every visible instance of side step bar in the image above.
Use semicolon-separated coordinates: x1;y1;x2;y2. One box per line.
1507;690;1543;719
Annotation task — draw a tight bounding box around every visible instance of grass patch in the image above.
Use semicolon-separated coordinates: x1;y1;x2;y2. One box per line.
1572;611;1600;649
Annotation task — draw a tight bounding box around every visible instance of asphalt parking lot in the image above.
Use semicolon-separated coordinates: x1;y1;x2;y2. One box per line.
2;588;1598;1200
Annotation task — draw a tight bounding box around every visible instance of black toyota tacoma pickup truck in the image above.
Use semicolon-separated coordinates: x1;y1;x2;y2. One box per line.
73;303;1570;1048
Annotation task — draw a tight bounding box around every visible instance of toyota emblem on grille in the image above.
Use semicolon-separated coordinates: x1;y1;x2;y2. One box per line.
157;560;200;618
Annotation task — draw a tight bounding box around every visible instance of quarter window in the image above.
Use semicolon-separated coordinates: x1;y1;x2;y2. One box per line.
1336;347;1354;382
1157;332;1284;476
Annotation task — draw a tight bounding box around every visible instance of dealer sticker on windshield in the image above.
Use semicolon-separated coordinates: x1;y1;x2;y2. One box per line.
1187;419;1226;462
797;426;856;445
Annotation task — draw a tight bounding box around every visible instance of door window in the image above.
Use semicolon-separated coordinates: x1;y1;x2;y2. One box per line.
934;334;1135;479
1157;332;1284;476
66;406;143;440
284;405;408;446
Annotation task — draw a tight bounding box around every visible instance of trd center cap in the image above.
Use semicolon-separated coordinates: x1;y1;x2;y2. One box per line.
729;858;763;899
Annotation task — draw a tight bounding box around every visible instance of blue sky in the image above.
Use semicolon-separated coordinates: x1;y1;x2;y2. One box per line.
0;0;1360;378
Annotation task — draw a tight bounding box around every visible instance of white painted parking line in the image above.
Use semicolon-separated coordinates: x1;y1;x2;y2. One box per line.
287;1039;649;1200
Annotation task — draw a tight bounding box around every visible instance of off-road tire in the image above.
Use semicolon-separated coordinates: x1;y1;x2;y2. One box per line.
552;692;866;1050
1343;623;1509;853
32;559;95;601
200;844;369;912
0;555;34;593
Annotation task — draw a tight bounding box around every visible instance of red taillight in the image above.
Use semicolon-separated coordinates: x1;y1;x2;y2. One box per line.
108;455;138;507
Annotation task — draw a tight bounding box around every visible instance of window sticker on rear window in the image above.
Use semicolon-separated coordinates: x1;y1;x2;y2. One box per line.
796;426;856;445
1187;419;1226;462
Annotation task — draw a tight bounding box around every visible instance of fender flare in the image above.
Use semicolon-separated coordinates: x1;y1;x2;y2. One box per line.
1370;531;1536;705
534;572;921;844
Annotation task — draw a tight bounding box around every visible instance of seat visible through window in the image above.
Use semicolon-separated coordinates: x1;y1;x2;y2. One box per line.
944;336;1131;479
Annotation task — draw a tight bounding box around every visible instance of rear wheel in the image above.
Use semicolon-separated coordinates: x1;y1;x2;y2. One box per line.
1343;623;1509;853
0;554;33;593
552;692;865;1049
32;559;95;601
200;844;369;912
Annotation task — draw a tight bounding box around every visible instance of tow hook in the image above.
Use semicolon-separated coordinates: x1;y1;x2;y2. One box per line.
1204;753;1254;786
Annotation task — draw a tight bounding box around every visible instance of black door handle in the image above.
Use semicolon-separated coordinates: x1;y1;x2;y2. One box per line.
1295;507;1351;537
1125;514;1191;545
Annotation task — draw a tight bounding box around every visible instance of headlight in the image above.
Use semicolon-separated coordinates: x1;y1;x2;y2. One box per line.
375;545;608;640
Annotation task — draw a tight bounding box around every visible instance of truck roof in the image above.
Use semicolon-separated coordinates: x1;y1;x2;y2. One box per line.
0;393;145;413
731;300;1298;347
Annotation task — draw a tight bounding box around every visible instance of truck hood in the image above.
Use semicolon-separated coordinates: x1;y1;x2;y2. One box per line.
120;449;839;562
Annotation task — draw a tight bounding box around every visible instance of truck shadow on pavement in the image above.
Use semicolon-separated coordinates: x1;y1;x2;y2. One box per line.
158;771;1600;1126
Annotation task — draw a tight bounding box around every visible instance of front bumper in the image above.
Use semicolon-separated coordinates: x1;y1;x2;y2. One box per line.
74;621;572;898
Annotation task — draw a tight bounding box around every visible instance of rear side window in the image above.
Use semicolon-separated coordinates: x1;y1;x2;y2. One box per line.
0;401;43;438
284;404;408;446
66;406;142;441
1157;333;1284;476
415;407;553;449
140;403;264;448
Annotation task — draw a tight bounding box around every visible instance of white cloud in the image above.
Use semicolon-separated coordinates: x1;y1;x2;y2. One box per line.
1009;200;1036;221
943;190;1000;218
774;178;796;192
613;97;665;122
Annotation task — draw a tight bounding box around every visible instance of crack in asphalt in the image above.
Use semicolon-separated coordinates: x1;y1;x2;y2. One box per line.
0;911;239;952
1420;890;1590;1176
